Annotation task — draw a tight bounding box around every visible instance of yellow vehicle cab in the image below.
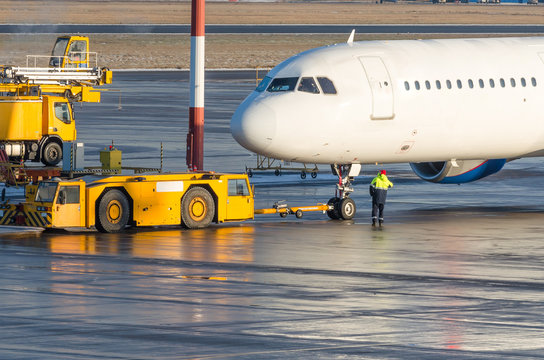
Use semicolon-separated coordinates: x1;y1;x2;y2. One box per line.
49;35;90;69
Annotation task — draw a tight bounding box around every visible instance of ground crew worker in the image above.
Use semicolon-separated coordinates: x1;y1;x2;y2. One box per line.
370;170;393;227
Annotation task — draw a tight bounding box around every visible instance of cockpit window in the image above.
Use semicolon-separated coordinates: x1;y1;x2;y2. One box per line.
298;77;320;94
256;76;272;92
317;77;337;95
267;77;299;92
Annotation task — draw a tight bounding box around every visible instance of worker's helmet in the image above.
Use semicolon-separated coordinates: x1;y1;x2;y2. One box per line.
380;170;386;175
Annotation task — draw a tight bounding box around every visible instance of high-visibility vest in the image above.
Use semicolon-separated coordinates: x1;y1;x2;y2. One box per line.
371;174;393;190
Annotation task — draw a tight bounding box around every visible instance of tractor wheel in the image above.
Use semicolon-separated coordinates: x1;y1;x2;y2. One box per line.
181;187;215;229
96;189;130;233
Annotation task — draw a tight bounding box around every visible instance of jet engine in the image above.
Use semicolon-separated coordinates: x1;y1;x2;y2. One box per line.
409;159;506;184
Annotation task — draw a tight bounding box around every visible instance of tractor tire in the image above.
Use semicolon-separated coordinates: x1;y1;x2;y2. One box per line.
181;187;215;229
96;189;130;233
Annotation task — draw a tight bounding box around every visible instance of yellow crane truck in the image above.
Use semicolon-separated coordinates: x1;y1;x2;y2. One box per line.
0;172;254;233
0;35;112;166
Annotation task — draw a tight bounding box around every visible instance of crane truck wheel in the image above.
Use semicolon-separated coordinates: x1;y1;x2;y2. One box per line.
42;141;62;166
181;187;215;229
96;189;130;233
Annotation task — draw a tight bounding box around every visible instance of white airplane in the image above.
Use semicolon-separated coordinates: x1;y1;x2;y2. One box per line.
231;33;544;220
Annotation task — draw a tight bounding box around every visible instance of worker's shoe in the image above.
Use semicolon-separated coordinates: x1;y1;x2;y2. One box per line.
372;219;376;227
378;220;383;227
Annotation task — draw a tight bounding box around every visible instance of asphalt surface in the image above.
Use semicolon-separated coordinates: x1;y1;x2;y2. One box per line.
3;24;544;34
1;71;544;359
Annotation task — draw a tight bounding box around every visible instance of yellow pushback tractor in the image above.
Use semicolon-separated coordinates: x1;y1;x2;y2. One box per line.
0;35;112;166
1;172;254;232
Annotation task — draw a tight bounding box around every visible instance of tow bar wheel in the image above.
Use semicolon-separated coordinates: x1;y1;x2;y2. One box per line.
181;187;215;229
96;189;130;233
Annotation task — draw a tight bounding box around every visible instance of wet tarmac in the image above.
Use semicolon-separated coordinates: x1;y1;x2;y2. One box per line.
1;72;544;359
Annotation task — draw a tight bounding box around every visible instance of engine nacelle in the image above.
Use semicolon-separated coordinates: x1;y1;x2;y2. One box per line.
410;159;506;184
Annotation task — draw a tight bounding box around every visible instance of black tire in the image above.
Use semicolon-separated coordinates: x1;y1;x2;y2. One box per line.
181;187;215;229
42;141;62;166
95;189;130;233
311;171;317;179
247;169;253;177
339;197;356;220
300;171;306;179
279;211;288;218
275;169;280;176
295;209;303;218
326;197;340;220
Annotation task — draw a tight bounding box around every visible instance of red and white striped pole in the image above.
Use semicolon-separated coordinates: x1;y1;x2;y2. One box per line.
187;0;205;171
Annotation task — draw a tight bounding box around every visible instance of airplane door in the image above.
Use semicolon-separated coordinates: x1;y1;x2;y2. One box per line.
359;56;395;120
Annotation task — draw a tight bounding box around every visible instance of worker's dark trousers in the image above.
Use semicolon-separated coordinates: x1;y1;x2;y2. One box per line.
372;202;385;221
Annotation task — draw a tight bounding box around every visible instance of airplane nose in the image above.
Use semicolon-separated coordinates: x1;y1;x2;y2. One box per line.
231;102;276;153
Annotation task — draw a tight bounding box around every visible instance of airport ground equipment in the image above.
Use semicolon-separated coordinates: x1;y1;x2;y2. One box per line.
255;200;338;219
0;35;112;166
245;154;319;179
0;172;254;232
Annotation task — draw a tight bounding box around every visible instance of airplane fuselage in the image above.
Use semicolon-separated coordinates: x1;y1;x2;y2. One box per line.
231;37;544;165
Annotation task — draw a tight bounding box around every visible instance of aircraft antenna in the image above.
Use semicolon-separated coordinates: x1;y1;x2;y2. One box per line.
347;29;355;45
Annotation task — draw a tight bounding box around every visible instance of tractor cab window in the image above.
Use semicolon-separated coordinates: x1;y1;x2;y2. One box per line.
267;77;299;92
55;103;71;124
49;38;69;67
57;186;80;205
298;77;320;94
256;76;272;92
67;40;87;63
35;182;59;202
317;77;337;94
228;179;250;196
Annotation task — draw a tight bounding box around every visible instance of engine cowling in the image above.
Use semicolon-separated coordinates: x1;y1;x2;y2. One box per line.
409;159;506;184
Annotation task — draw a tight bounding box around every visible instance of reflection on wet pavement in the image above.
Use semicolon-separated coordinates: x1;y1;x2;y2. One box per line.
1;211;544;359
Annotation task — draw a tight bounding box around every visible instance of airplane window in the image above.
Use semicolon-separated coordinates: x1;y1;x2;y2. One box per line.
317;77;337;94
521;78;527;87
532;77;537;86
425;80;431;90
456;80;462;89
479;79;484;88
500;78;505;88
489;79;495;88
256;76;272;92
510;78;516;87
415;81;420;90
267;77;299;92
298;77;320;94
404;81;410;91
468;79;474;89
446;80;452;89
435;80;441;90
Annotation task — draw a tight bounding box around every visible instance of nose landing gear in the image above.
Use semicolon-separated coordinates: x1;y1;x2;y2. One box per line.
327;164;361;220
